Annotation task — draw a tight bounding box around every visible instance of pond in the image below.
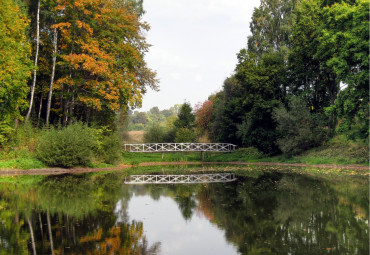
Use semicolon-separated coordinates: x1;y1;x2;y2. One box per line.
0;165;368;254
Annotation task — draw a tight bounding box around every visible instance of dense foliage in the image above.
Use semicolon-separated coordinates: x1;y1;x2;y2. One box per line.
203;0;368;156
143;123;167;143
37;123;123;167
0;0;32;144
143;103;196;143
37;123;97;167
0;0;157;148
273;97;328;156
174;103;195;129
1;0;367;161
128;105;181;131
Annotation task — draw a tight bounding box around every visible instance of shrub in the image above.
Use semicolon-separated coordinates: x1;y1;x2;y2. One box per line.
175;128;196;143
128;123;145;131
37;123;97;168
0;121;14;147
237;147;264;159
8;123;40;152
273;97;328;157
100;133;122;164
144;124;166;143
162;127;177;142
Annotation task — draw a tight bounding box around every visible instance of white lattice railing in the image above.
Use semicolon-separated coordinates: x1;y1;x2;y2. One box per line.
124;173;237;184
124;143;236;152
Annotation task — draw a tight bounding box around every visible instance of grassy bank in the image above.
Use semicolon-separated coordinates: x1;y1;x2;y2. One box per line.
0;135;367;170
122;136;368;166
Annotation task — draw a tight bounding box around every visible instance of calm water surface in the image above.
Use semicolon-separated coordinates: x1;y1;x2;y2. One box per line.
0;166;368;254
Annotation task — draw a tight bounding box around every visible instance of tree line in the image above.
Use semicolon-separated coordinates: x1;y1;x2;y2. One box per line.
195;0;368;156
144;0;368;157
0;0;157;146
141;103;198;143
128;105;181;131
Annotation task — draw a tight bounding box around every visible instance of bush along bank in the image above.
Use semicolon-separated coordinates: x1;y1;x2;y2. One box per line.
0;125;367;170
0;123;123;169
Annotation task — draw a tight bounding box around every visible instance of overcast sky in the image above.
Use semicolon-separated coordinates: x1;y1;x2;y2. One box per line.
139;0;261;112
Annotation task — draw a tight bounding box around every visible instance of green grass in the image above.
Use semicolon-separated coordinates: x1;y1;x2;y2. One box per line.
122;151;203;164
0;134;367;170
0;149;45;170
205;136;368;165
121;139;368;166
291;135;368;165
0;157;45;170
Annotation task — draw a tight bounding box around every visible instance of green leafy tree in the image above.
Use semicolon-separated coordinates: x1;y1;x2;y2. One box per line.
273;97;328;156
143;123;166;143
132;112;148;125
288;0;340;136
317;0;369;138
161;109;174;118
0;0;32;145
247;0;296;57
289;0;338;111
174;128;196;143
174;102;195;129
149;106;160;115
209;77;244;145
235;50;287;154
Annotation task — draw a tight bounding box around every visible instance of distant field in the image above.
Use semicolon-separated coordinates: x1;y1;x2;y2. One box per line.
123;130;144;143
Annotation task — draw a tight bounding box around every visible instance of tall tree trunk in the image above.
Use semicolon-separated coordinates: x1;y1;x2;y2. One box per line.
37;92;43;126
328;74;338;135
47;210;55;255
60;84;64;125
38;213;44;241
86;107;91;124
68;91;75;125
27;216;37;255
63;99;69;126
25;0;41;123
15;105;19;131
15;206;19;239
46;28;58;127
62;86;70;126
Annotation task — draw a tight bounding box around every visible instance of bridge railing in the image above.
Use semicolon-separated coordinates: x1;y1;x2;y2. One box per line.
124;143;236;152
124;173;237;184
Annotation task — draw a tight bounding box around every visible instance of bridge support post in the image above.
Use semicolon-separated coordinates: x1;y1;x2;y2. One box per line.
201;151;204;161
161;152;164;160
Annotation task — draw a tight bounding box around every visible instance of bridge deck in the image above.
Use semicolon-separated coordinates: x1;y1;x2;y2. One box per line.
124;143;236;153
124;173;237;184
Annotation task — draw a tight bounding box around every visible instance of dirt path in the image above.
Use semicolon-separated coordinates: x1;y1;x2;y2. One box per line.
0;161;368;176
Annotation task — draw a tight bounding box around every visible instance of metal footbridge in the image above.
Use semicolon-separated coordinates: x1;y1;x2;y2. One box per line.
124;143;236;153
124;173;237;184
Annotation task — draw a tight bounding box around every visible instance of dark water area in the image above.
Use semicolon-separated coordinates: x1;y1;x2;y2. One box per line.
0;167;368;254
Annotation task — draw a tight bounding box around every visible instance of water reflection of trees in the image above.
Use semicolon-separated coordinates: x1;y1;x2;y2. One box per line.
130;183;198;220
0;171;368;254
195;172;369;254
120;172;369;254
0;173;161;255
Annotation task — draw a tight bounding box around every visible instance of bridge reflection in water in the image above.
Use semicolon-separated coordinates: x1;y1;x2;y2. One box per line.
124;173;237;184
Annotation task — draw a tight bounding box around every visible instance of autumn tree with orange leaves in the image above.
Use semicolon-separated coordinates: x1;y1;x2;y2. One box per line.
194;100;214;136
53;0;158;125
